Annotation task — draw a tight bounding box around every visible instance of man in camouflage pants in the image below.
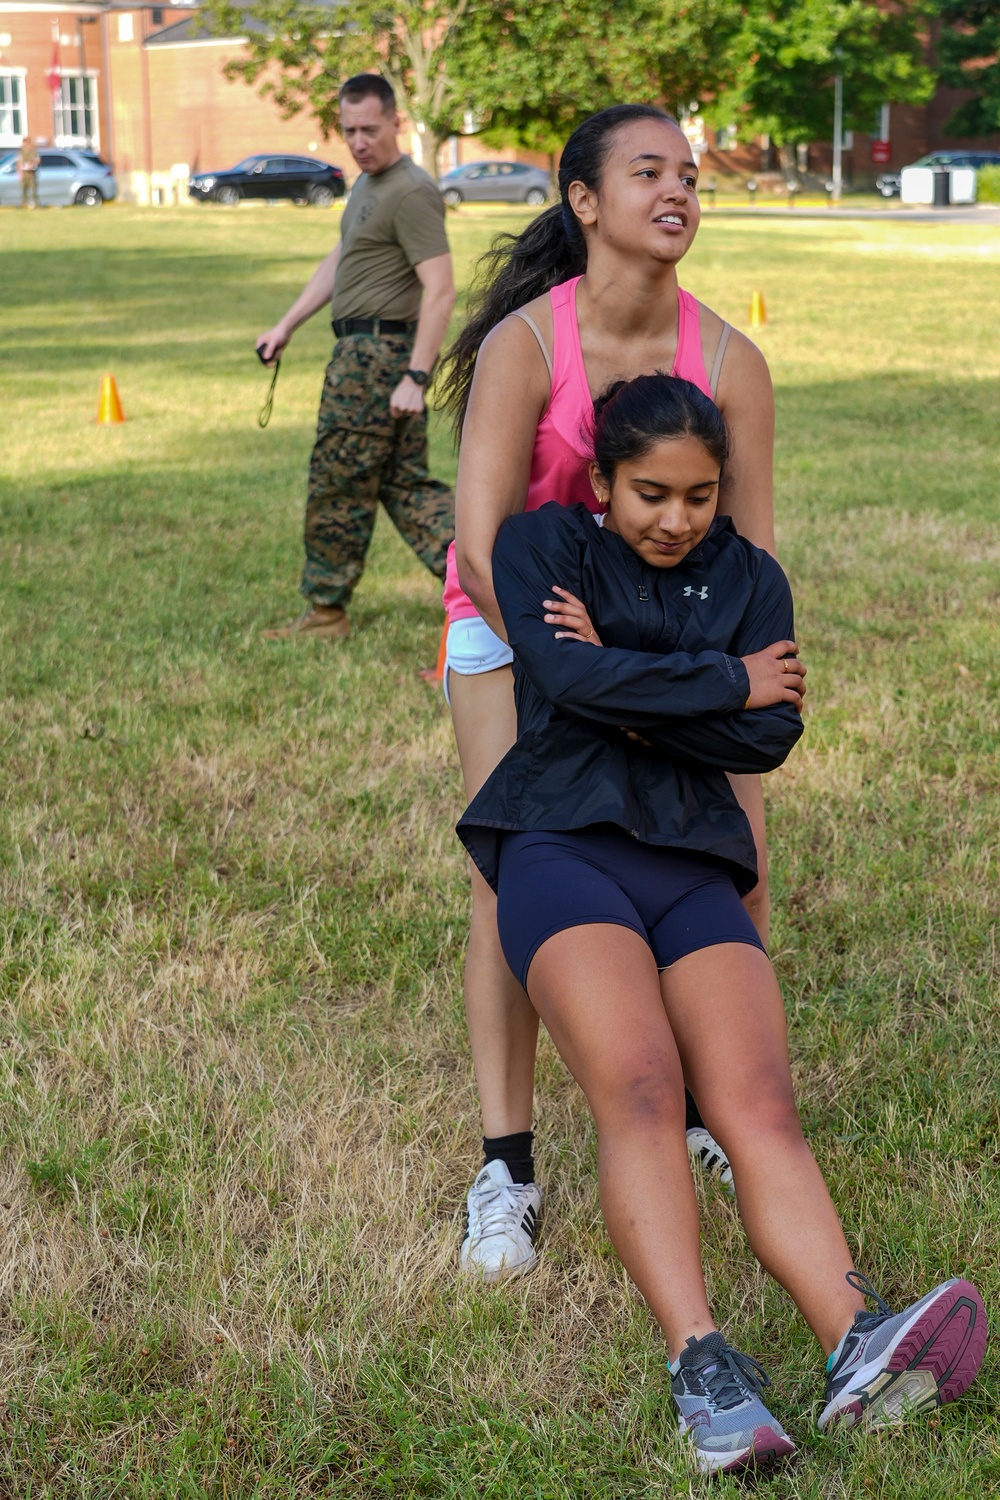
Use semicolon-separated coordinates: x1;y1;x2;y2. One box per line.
257;72;455;641
302;333;453;612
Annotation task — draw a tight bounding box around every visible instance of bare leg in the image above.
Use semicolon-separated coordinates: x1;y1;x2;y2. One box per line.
526;925;715;1358
729;774;769;945
527;926;865;1359
662;944;865;1355
449;665;538;1135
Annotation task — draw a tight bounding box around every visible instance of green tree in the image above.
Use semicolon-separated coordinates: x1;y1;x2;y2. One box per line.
447;0;742;157
200;0;744;175
936;1;1000;136
726;0;933;150
199;0;472;174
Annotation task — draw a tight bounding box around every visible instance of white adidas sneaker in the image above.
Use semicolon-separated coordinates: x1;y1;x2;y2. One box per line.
459;1159;542;1282
686;1126;735;1194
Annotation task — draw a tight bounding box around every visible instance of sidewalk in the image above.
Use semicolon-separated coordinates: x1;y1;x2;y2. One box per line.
707;202;1000;226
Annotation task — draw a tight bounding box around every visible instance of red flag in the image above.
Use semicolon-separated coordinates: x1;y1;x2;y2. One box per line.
46;39;61;95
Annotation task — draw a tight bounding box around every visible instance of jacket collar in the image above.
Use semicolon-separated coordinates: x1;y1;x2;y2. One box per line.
685;513;736;566
599;511;736;574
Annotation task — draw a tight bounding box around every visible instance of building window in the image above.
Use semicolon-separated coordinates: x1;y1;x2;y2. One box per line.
152;8;164;24
0;70;26;147
53;73;98;148
118;14;134;42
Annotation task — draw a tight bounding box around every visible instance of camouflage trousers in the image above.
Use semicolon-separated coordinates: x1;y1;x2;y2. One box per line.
301;334;454;609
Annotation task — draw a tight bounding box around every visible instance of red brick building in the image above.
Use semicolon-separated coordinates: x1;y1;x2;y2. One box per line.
1;1;117;160
697;86;998;191
0;2;361;201
0;3;996;202
0;1;511;203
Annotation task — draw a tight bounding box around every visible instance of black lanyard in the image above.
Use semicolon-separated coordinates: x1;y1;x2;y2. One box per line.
258;359;280;428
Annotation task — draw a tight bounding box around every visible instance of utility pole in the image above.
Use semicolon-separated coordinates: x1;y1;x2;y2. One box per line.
832;69;843;202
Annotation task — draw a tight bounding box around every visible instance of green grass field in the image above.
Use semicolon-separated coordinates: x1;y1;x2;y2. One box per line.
2;200;999;1498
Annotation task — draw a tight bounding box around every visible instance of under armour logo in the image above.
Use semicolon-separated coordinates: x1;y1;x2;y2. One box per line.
683;585;709;600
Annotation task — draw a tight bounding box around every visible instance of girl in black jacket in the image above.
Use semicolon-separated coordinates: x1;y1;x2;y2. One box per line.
458;375;985;1475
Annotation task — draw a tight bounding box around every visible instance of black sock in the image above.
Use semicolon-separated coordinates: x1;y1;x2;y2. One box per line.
483;1130;535;1185
685;1089;704;1132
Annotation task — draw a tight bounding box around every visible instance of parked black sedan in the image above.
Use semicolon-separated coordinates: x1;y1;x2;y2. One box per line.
188;154;346;206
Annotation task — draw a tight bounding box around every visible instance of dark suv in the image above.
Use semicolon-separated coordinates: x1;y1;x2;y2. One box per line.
188;154;346;206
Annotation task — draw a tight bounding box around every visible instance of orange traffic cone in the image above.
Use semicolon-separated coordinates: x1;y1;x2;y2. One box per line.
97;374;125;425
418;619;449;686
749;290;767;329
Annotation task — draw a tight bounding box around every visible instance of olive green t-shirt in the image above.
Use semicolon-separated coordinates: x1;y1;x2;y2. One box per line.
330;156;449;324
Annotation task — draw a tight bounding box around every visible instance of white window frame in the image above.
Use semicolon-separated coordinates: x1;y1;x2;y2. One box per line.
53;70;99;150
0;68;27;149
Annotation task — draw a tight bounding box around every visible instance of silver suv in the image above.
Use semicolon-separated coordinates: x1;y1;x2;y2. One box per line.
0;147;117;207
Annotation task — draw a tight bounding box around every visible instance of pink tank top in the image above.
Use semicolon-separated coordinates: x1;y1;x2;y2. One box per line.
443;275;714;623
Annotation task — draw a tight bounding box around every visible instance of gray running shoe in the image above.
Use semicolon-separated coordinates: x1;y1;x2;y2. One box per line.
686;1126;735;1194
671;1331;796;1474
459;1159;542;1282
818;1272;987;1431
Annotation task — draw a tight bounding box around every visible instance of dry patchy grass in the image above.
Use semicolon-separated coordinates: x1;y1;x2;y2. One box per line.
0;205;998;1497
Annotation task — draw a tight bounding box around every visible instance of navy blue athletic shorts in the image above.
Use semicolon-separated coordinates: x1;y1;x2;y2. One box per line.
496;827;766;992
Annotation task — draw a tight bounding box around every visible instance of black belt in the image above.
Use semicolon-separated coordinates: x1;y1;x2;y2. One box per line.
333;317;417;337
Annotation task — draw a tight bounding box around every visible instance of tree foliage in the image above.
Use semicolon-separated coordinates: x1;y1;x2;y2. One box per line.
200;0;743;171
726;0;934;146
199;0;947;171
200;0;472;170
447;0;743;156
936;0;1000;136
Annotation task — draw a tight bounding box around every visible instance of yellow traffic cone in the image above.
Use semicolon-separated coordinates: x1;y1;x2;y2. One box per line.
749;291;767;329
97;374;125;425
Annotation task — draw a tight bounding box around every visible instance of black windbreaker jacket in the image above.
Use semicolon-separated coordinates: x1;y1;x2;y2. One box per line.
457;503;804;895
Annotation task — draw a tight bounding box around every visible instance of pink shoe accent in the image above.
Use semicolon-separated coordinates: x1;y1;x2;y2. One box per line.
719;1426;796;1472
886;1278;987;1406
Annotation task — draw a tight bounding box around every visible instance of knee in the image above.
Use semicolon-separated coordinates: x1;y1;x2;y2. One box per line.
599;1068;686;1135
725;1080;804;1153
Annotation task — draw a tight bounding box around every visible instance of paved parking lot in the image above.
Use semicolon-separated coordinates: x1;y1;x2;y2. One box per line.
711;203;1000;225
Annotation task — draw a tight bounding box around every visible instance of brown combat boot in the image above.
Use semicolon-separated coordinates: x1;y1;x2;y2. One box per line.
262;605;350;641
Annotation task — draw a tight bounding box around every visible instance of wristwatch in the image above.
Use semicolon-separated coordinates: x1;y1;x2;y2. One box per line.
405;368;429;386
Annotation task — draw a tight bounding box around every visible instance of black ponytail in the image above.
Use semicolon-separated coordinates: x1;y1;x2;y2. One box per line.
438;104;677;436
592;373;730;481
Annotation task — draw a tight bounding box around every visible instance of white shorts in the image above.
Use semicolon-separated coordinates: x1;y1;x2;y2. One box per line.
444;616;514;705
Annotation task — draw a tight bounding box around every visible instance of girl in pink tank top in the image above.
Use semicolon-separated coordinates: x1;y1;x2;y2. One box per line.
524;276;714;516
441;277;722;622
434;106;777;1285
